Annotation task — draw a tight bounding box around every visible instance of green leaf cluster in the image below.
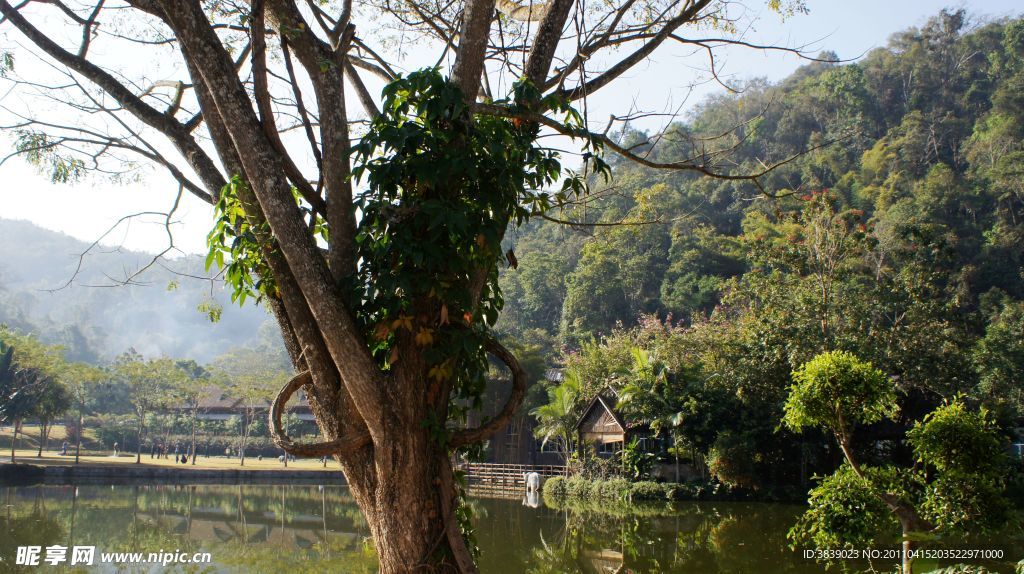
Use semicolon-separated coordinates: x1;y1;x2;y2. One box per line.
789;464;899;550
783;350;897;433
907;400;1010;532
784;350;1012;549
205;176;280;309
347;69;598;407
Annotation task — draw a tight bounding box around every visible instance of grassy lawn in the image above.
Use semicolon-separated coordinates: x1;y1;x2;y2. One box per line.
0;426;339;471
1;448;341;471
0;424;101;450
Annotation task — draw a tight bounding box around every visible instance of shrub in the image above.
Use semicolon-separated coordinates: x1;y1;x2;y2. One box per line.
593;478;631;500
707;431;760;489
788;464;898;550
543;476;566;496
630;481;672;500
563;476;594;499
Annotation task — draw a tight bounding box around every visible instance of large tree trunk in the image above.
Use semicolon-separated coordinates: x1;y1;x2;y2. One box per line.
348;429;472;573
270;346;470;571
146;6;522;571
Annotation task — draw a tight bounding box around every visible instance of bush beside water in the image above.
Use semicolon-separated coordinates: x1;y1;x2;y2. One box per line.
542;475;804;504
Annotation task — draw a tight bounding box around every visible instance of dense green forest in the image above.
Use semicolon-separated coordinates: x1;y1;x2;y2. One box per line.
515;9;1024;485
502;9;1023;349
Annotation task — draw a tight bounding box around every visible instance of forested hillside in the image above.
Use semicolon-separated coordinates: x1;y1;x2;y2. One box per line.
0;218;275;362
516;9;1024;491
500;9;1023;357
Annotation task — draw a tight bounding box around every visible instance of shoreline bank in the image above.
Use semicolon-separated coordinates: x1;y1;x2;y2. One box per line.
0;462;345;485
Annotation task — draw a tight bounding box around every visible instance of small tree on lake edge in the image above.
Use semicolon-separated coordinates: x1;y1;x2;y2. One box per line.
114;350;184;463
1;343;39;462
782;350;1010;574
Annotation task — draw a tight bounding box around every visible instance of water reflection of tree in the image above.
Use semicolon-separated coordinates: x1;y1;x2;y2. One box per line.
528;502;813;574
1;487;66;572
1;484;376;571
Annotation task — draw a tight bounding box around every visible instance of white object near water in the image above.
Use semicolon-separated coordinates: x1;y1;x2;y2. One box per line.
525;472;541;493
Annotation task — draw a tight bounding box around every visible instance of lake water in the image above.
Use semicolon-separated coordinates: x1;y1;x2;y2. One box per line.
0;483;1019;572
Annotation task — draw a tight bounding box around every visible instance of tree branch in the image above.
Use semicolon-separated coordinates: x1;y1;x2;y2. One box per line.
0;0;226;201
249;0;326;216
524;0;573;84
475;101;842;196
554;0;713;101
449;337;526;448
451;0;497;98
157;0;388;440
264;0;357;279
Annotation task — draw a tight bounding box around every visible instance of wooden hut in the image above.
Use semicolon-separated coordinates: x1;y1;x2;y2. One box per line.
573;391;663;458
574;394;629;456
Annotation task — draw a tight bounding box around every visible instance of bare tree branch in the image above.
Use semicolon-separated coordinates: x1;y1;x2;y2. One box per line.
0;0;225;200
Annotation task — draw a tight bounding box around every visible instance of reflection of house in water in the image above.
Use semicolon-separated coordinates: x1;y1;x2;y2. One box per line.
581;548;625;574
138;504;363;550
131;487;367;552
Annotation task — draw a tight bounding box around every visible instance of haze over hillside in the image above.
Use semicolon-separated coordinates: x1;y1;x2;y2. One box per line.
0;218;276;363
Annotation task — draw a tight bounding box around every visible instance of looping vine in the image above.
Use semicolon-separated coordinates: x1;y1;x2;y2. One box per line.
268;370;370;457
448;336;527;448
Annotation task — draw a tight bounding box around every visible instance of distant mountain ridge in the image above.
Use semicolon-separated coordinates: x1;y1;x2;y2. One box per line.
0;218;275;363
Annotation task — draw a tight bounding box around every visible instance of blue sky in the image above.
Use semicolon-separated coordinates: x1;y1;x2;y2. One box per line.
1;1;1020;255
582;1;1024;134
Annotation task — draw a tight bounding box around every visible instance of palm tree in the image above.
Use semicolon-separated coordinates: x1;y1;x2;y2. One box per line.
530;368;582;462
617;347;687;481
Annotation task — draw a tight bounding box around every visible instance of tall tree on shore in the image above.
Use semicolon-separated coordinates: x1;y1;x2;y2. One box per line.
64;362;104;464
33;377;70;457
174;360;211;465
210;346;289;466
0;342;44;462
0;329;70;462
113;350;182;463
0;0;813;568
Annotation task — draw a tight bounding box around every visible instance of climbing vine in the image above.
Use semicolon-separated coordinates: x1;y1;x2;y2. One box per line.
207;68;605;426
349;69;605;415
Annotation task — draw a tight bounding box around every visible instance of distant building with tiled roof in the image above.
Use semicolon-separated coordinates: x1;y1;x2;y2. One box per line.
173;386;314;421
